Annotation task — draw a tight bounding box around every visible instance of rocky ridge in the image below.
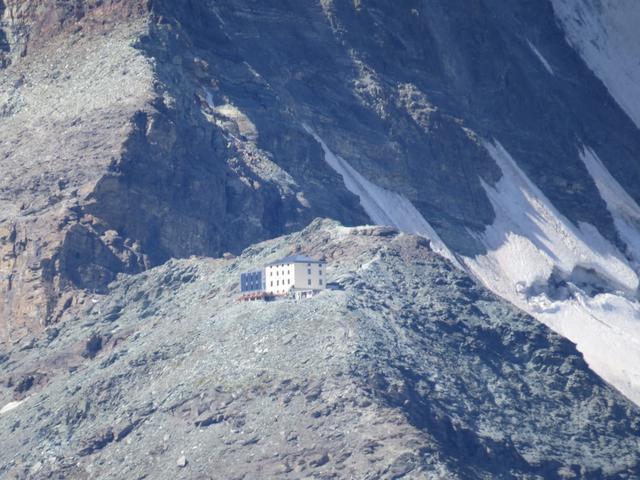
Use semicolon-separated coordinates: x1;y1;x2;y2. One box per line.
0;0;369;340
1;220;639;479
4;0;640;349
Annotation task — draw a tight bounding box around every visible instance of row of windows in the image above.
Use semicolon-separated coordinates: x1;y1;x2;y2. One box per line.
271;270;323;277
241;274;261;280
270;278;324;287
269;264;324;275
271;270;291;277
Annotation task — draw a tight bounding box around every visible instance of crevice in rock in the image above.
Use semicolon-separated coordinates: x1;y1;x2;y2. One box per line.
82;332;103;359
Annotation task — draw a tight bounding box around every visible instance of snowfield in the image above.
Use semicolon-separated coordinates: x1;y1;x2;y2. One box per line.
551;0;640;130
306;124;640;404
467;141;637;296
581;146;640;267
465;141;640;404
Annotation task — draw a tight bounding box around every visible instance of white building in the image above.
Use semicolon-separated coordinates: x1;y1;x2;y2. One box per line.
264;255;326;296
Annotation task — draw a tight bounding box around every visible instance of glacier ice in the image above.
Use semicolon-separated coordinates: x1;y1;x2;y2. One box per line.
305;125;640;405
581;146;640;266
464;140;640;404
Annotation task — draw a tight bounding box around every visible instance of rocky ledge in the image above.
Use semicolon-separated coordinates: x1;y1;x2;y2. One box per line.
0;219;639;479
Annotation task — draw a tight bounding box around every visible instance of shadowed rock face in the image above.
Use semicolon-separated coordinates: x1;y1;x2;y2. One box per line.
1;220;639;479
0;1;368;340
0;3;8;67
2;1;640;343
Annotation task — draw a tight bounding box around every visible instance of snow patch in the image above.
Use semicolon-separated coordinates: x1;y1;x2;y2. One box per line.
303;124;459;266
527;41;554;75
464;140;640;404
551;0;640;129
581;146;640;265
531;291;640;405
467;141;637;295
1;399;25;415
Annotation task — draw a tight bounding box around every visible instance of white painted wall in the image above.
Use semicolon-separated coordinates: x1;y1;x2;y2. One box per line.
264;261;326;295
265;263;295;295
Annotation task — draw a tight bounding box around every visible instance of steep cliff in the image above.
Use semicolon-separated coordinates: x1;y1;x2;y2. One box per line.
0;0;368;341
0;0;154;339
3;0;640;406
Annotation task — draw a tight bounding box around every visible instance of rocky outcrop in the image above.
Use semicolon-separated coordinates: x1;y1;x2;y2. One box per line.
0;1;369;341
1;220;639;478
0;3;154;340
3;1;640;359
0;0;151;66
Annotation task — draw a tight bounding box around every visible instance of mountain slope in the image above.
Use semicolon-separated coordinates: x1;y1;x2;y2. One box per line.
551;0;640;130
1;220;639;479
2;0;640;407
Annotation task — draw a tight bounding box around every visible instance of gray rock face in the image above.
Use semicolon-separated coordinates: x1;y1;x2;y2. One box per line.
4;0;640;341
0;2;155;338
2;4;640;475
0;1;368;339
1;220;639;479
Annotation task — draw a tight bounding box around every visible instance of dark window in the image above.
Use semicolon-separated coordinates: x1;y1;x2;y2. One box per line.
308;279;311;286
319;279;323;285
308;268;311;274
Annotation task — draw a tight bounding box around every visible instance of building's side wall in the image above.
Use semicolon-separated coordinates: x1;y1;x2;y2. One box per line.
265;265;275;294
293;262;326;290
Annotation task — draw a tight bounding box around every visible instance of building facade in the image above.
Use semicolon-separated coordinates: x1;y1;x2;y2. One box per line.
264;255;326;296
